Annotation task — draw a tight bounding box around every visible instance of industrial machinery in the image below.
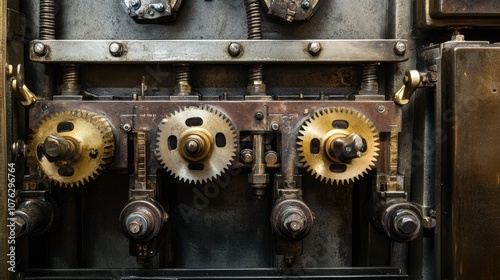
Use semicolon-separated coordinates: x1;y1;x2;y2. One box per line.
1;0;499;279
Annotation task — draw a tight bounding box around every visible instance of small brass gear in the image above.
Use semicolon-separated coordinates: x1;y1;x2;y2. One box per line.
28;110;115;188
297;107;379;184
155;106;237;184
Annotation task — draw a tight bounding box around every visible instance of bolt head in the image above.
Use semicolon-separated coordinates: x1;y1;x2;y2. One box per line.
228;42;242;57
394;41;407;55
128;219;143;234
308;42;322;56
109;42;124;57
254;111;264;121
377;105;386;113
301;1;311;9
397;215;419;235
284;213;305;233
271;123;279;131
130;0;141;8
122;124;132;132
149;10;155;16
33;42;47;56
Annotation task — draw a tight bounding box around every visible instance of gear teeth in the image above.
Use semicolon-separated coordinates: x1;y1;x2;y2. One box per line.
156;106;237;184
297;106;379;185
28;110;115;188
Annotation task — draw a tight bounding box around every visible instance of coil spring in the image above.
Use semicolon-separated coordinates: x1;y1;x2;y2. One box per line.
249;65;263;82
63;64;79;85
360;64;378;94
175;65;191;84
245;0;262;40
40;0;56;40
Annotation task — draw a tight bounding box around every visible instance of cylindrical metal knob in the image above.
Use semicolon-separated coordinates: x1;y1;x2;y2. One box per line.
327;133;367;163
271;199;314;241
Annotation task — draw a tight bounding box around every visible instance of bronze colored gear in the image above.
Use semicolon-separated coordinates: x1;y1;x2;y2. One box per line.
28;110;115;188
155;106;237;184
297;107;379;185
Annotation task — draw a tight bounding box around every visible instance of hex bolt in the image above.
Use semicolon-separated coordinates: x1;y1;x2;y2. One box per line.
301;0;311;9
33;42;47;56
228;42;242;57
109;42;124;57
128;218;143;234
308;42;322;56
396;215;419;235
271;123;279;131
394;41;407;55
254;111;264;121
129;0;141;9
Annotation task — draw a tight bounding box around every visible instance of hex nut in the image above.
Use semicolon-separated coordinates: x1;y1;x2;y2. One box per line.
248;173;270;184
308;42;322;56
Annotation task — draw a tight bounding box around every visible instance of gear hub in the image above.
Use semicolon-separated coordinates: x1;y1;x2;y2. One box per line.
297;107;379;184
28;110;115;188
155;106;237;184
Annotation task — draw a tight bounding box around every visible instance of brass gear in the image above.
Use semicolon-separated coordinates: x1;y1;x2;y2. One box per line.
297;107;379;185
155;106;237;184
28;110;115;188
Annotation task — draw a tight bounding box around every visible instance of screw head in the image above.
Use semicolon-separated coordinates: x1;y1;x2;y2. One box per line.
128;218;143;234
394;41;407;55
241;149;254;164
271;123;279;131
377;105;386;113
122;123;132;132
308;42;322;56
33;42;47;56
254;111;264;121
129;0;141;9
228;42;242;57
109;42;124;57
301;1;311;9
148;10;155;16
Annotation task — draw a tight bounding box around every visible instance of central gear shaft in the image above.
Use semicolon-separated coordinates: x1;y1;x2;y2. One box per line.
155;106;237;184
28;110;115;188
297;107;379;184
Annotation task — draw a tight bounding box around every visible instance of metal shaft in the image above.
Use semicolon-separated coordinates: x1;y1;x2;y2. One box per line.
245;0;265;95
61;64;81;96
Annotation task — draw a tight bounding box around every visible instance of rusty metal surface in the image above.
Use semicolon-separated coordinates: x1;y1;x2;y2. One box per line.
440;45;500;279
29;40;410;64
29;100;400;171
430;0;500;17
418;0;500;28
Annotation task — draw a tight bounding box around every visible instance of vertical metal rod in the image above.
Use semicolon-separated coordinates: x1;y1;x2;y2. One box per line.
60;64;81;96
173;64;192;96
359;64;379;95
245;0;266;95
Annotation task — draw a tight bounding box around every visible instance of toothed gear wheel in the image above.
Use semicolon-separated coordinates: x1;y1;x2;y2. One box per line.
155;106;237;184
297;107;379;185
28;110;115;188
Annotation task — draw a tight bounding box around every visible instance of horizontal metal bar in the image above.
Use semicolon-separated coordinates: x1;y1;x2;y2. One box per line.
30;39;409;64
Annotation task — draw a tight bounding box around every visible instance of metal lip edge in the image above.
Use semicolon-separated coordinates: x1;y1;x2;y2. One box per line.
29;39;410;63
